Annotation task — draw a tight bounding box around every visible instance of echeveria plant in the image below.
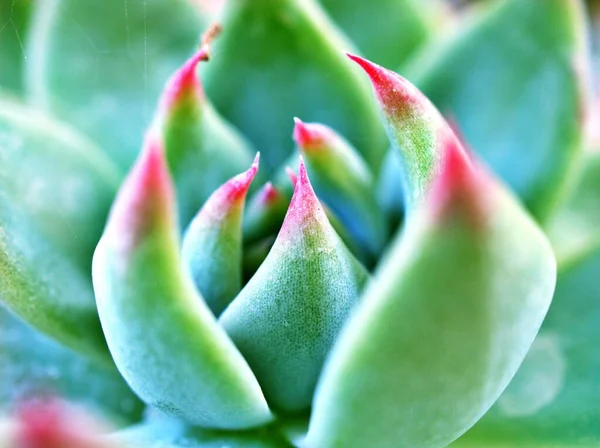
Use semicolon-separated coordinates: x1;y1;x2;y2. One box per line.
0;0;599;446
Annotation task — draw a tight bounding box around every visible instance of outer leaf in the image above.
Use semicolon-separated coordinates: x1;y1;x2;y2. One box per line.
0;0;31;93
0;98;119;362
408;0;587;220
293;118;388;264
220;160;369;413
546;150;600;260
456;243;600;445
201;0;388;172
0;307;143;424
155;47;257;228
318;0;435;68
26;0;203;168
307;137;556;448
92;137;271;429
182;155;259;316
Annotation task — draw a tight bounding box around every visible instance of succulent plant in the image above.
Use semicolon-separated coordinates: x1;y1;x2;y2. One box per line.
0;0;599;446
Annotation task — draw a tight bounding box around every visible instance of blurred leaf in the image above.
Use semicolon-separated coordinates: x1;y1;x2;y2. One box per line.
0;0;31;94
409;0;587;220
319;0;436;68
0;306;143;424
26;0;204;168
456;243;600;445
0;98;119;362
201;0;388;172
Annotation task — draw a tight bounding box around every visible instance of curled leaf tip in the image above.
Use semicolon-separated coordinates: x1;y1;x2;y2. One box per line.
430;135;488;229
160;47;210;111
200;22;222;50
347;53;420;110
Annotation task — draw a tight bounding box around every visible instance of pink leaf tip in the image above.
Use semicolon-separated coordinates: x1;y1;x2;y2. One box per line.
107;133;175;251
292;117;327;149
221;153;260;203
160;47;209;111
346;53;422;112
429;135;489;229
257;182;283;205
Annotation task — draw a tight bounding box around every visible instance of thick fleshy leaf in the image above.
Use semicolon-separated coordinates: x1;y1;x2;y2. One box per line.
92;137;271;429
307;117;556;448
0;0;31;93
318;0;435;68
546;149;600;260
294;118;388;264
456;243;600;445
26;0;204;168
201;0;388;171
347;54;455;212
155;45;257;227
376;148;405;228
0;307;143;424
220;160;369;413
0;98;119;362
182;155;259;316
408;0;587;220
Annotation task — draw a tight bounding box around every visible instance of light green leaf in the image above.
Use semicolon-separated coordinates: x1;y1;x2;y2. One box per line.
0;98;120;362
0;0;31;94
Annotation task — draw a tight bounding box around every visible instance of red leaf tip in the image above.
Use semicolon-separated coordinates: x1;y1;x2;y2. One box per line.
347;53;422;111
223;153;260;202
429;135;489;229
160;47;210;112
257;182;283;205
286;166;298;186
293;117;333;150
107;134;175;251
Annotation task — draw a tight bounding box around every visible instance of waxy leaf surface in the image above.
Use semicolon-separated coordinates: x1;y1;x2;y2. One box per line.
93;139;271;429
220;161;369;413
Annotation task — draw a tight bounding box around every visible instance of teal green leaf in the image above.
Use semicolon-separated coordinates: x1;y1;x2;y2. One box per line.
293;118;388;264
456;243;600;445
201;0;388;172
0;306;143;424
0;98;120;362
92;137;271;429
155;46;257;228
318;0;435;68
182;155;259;316
26;0;204;168
546;149;600;260
307;117;556;448
376;148;405;228
243;183;288;246
408;0;587;221
0;0;31;94
220;160;369;413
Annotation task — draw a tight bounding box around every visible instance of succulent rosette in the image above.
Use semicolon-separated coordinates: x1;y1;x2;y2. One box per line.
0;0;599;446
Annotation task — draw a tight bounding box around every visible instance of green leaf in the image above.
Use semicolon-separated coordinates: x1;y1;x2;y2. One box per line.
155;48;257;228
307;137;556;448
293;118;388;264
182;155;259;316
92;137;271;429
408;0;587;221
0;98;120;362
0;0;31;94
546;150;600;261
220;160;369;413
456;243;600;445
243;183;288;247
201;0;388;172
0;306;143;425
26;0;204;168
318;0;435;68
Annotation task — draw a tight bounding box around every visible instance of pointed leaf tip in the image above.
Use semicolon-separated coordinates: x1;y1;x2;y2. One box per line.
160;46;210;111
220;152;260;203
293;117;325;149
107;135;174;251
286;166;298;186
429;136;489;229
258;182;282;205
